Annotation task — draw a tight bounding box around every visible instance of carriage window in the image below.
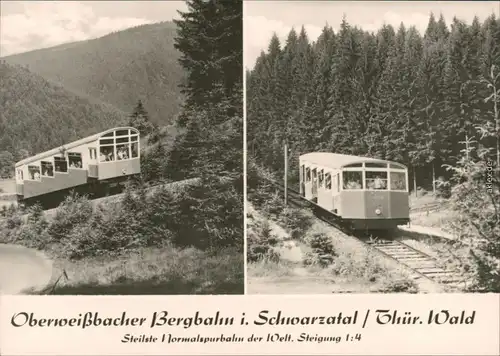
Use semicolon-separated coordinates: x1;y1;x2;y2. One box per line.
54;157;68;172
300;165;305;182
325;173;332;190
306;167;311;182
131;142;139;158
17;169;23;181
343;171;363;190
344;163;362;168
131;135;138;142
390;172;406;190
365;162;388;168
89;148;97;160
102;132;114;138
337;173;340;192
100;146;114;162
366;171;388;190
116;137;129;144
100;139;114;145
116;144;130;160
28;166;41;181
68;152;82;168
312;168;317;182
116;129;129;136
41;161;54;177
318;169;324;187
390;163;405;169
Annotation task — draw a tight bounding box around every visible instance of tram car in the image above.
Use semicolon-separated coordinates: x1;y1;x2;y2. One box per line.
299;152;410;230
14;127;141;208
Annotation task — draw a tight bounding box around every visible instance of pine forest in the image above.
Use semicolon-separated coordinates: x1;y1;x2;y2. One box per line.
247;13;499;191
247;13;500;292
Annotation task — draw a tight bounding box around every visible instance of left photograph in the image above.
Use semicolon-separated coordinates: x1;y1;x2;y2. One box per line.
0;0;243;295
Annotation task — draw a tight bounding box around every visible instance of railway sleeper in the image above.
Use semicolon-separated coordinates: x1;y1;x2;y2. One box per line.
378;252;426;259
416;267;449;274
399;261;437;268
398;257;434;262
378;250;423;256
376;247;414;252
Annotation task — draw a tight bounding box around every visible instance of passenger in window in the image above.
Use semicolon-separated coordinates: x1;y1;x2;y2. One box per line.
347;180;362;189
392;177;404;190
374;176;386;189
70;162;76;168
34;171;40;180
117;147;128;160
100;153;106;162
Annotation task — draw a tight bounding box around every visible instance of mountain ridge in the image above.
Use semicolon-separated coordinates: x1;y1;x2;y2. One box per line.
2;21;184;126
0;61;128;161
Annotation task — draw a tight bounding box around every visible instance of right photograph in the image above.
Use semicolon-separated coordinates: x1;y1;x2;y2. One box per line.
245;1;500;294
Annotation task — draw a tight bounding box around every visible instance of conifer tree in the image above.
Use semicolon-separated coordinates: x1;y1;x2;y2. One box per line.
129;100;156;136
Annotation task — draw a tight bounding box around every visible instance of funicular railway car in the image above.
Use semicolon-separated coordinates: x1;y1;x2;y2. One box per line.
299;152;409;230
14;127;141;208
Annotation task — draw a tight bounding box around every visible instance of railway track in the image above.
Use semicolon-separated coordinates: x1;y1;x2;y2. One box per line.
257;177;464;290
364;239;462;286
11;178;200;221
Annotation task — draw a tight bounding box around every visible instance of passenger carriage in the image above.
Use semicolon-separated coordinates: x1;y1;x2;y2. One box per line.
14;127;141;208
299;152;409;230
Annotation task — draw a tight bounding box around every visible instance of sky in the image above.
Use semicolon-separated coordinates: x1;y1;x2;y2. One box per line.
244;1;500;69
0;1;188;57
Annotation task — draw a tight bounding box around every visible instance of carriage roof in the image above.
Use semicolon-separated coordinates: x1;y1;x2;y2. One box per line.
299;152;407;170
15;127;139;168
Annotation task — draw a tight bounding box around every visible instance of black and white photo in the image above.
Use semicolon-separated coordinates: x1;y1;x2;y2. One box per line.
245;1;499;294
0;0;244;295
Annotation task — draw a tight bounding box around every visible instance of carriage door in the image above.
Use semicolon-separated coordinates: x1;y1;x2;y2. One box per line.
88;148;97;163
333;173;341;215
300;164;305;197
312;168;318;202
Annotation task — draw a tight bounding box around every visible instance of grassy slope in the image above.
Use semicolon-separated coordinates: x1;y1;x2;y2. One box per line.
2;22;184;127
1;181;244;295
46;245;243;295
246;203;439;294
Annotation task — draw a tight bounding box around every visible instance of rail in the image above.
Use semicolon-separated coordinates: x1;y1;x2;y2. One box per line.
254;176;464;290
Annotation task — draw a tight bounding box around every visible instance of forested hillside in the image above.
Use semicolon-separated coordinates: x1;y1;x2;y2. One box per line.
0;62;127;177
247;13;500;191
248;13;500;292
2;22;183;126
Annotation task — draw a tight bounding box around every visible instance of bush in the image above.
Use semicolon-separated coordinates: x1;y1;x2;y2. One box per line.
377;278;419;293
247;219;280;263
330;249;389;281
260;191;285;217
278;207;312;240
443;125;500;292
47;194;93;241
303;233;336;267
